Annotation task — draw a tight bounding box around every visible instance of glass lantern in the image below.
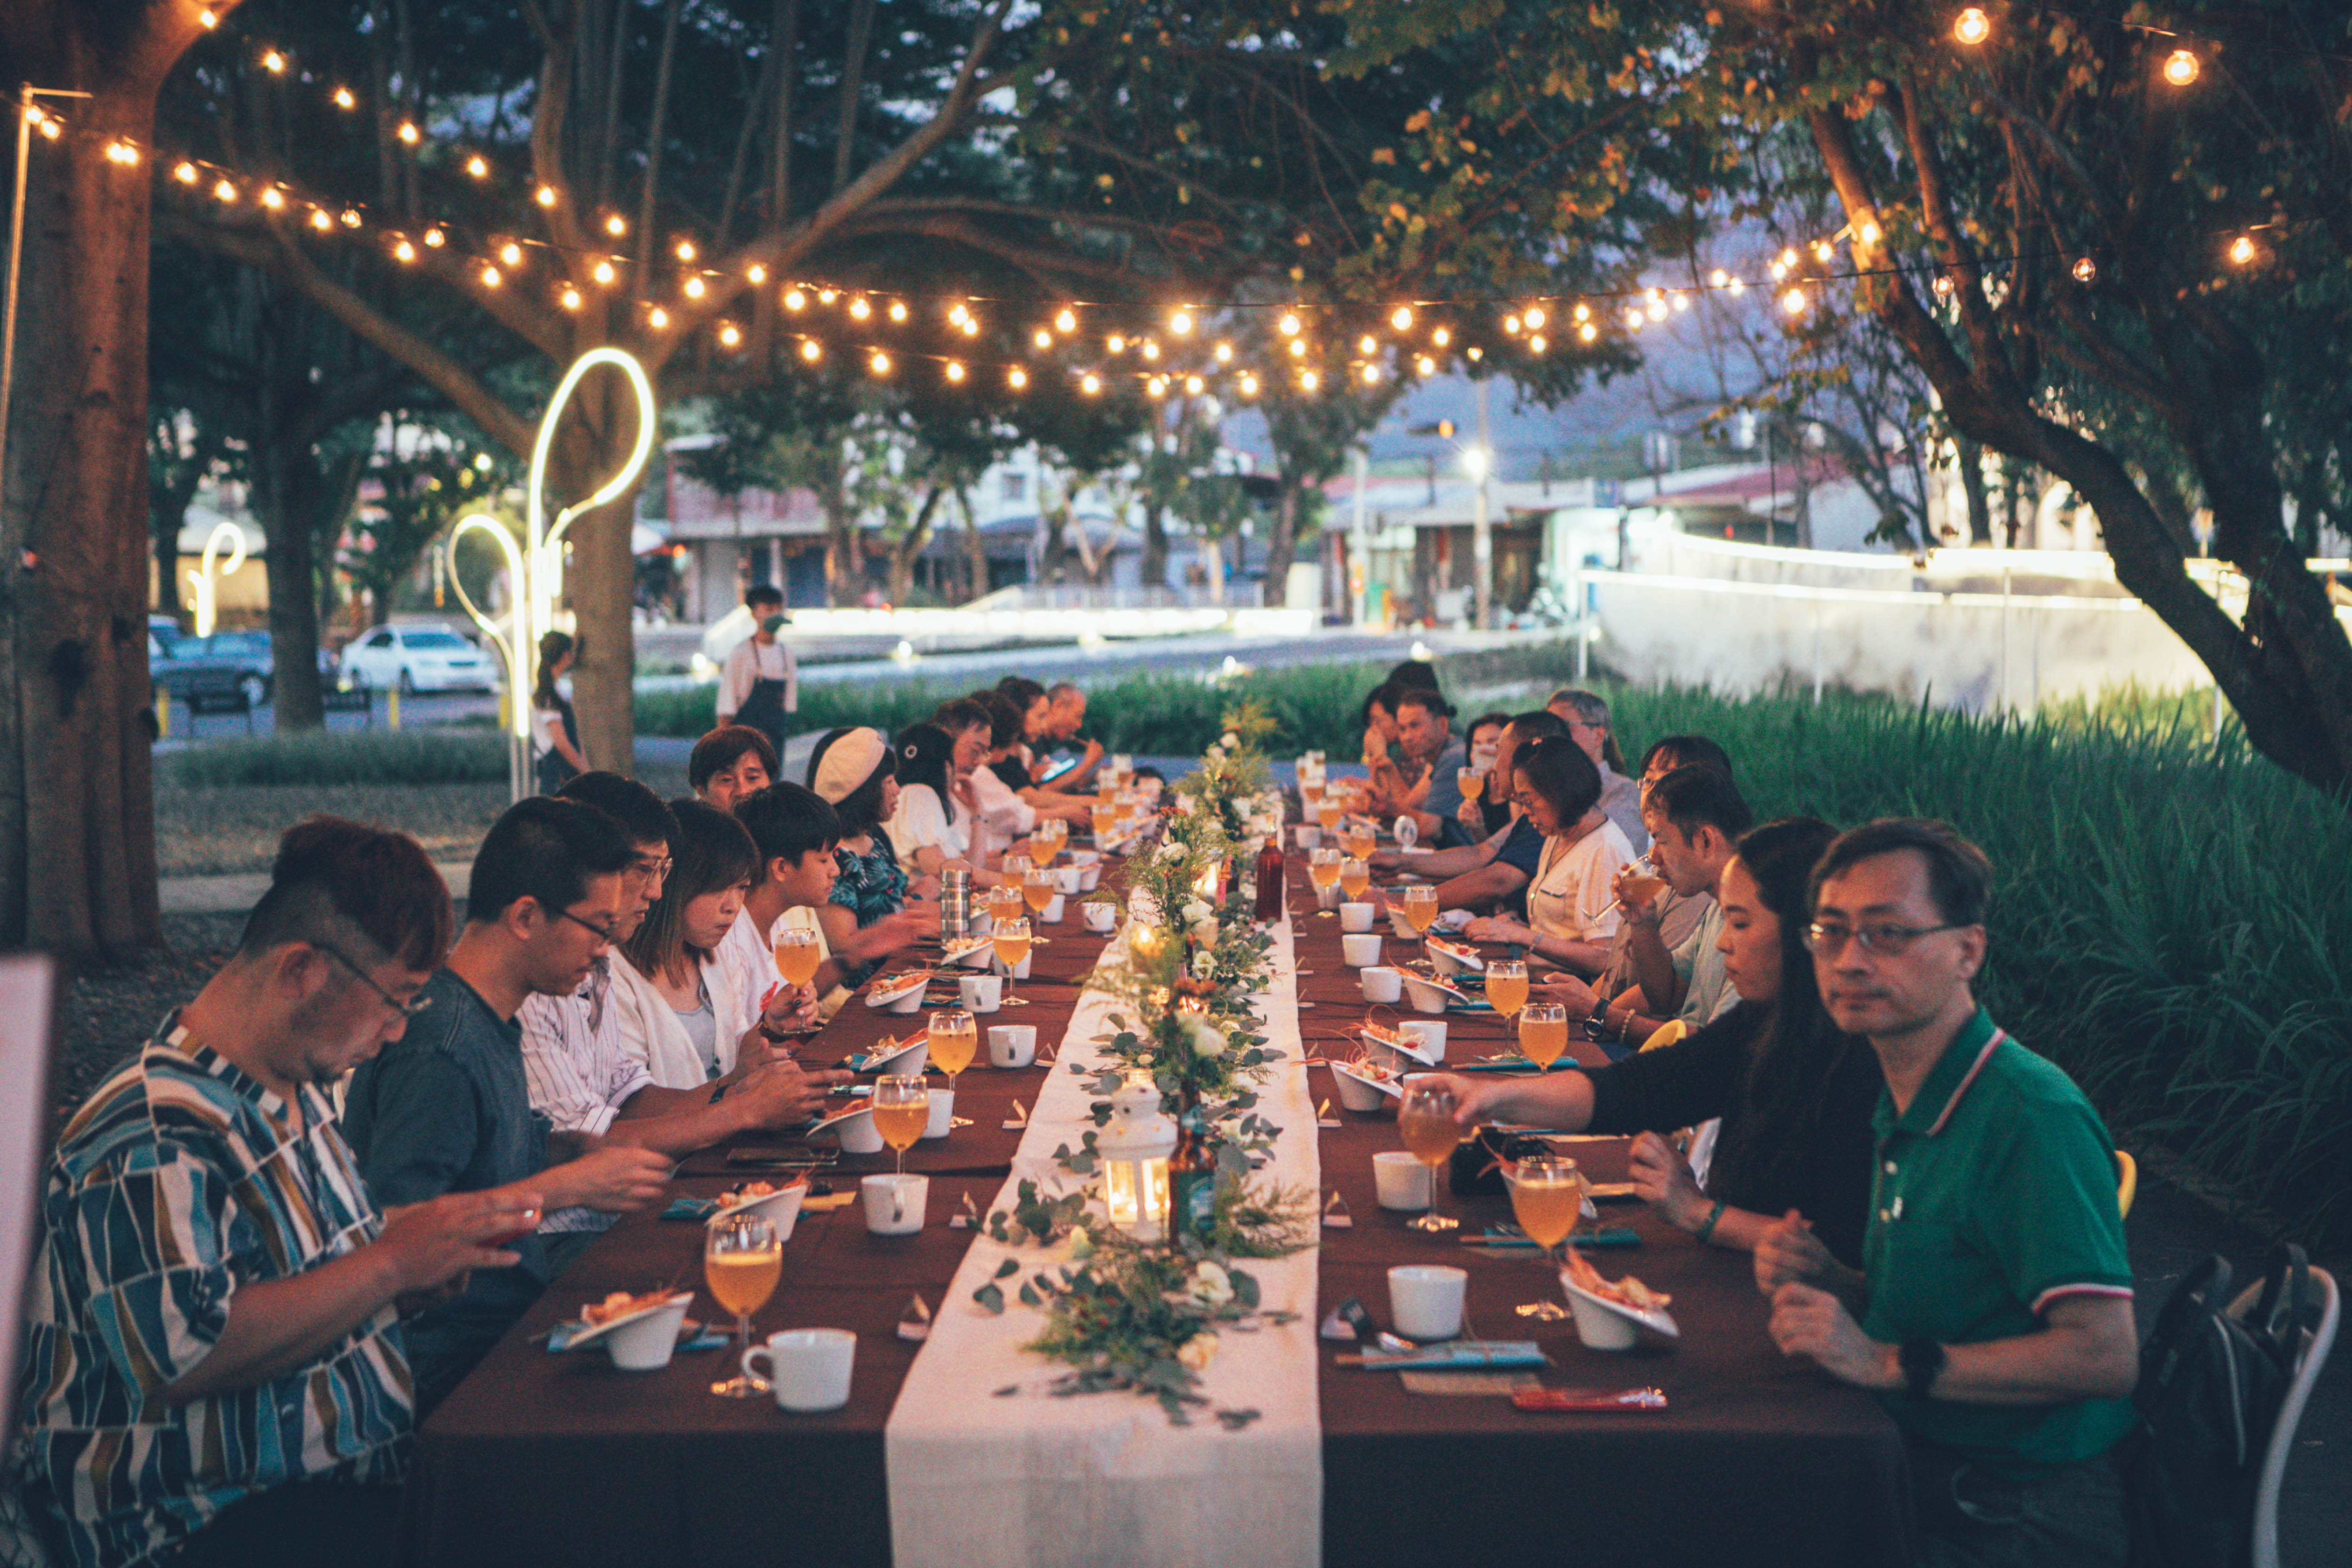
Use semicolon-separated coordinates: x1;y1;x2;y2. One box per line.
1098;1076;1177;1242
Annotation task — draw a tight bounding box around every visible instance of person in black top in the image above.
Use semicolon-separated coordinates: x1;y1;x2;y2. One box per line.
1432;817;1882;1268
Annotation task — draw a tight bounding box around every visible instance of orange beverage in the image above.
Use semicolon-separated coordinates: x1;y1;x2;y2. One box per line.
704;1246;781;1317
993;924;1032;973
1618;873;1671;906
1401;886;1439;932
1098;777;1119;803
1022;874;1055;915
1345;824;1376;861
1309;854;1341;891
927;1015;978;1078
1026;836;1058;869
1316;798;1343;831
1339;858;1371;901
773;930;821;987
1457;767;1484;802
1091;803;1116;839
1519;1004;1569;1067
1507;1168;1583;1250
872;1099;930;1151
1398;1105;1464;1167
1485;961;1529;1020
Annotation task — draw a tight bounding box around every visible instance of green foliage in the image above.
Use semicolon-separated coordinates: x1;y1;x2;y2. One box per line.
157;730;509;788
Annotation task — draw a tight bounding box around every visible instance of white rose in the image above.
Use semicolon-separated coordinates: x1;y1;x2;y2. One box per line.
1181;899;1212;925
1185;1016;1228;1058
1177;1331;1219;1372
1190;946;1216;979
1221;732;1239;749
1187;1261;1234;1307
1157;840;1189;863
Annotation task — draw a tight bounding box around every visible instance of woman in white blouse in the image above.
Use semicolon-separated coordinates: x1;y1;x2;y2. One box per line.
1463;735;1631;977
613;799;774;1088
885;711;1015;886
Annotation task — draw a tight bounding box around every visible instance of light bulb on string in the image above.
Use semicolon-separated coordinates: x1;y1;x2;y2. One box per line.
1169;309;1193;336
1579;322;1598;343
466;154;489;179
1148;377;1167;398
309;208;332;231
946;361;966;383
1782;287;1807;315
1356;334;1376;355
1300;370;1319;392
1646;299;1667;322
1858;220;1881;244
720;323;741;347
1953;8;1990;46
1525;306;1546;329
1214;342;1233;363
1467;346;1483;361
1416;355;1435;377
1140;339;1159;360
1573;303;1590;322
1932;273;1955;299
2072;256;2097;283
675;239;696;262
1779;245;1799;268
1727;277;1745;295
1081;372;1102;395
1056;308;1078;332
1624;306;1644;329
605;214;626;237
2163;49;2199;86
561;286;582;310
1035;329;1053;349
535;185;557;207
2228;234;2256;266
948;302;969;325
1432;326;1450;346
1529;334;1547;353
1813;240;1834;262
1672;293;1690;311
1503;315;1521;335
104;140;140;167
960;317;979;337
1278;312;1300;336
817;289;836;303
1391;305;1414;330
868;350;890;375
1107;334;1126;354
175;161;198;183
747;264;767;285
593;260;617;286
422;227;444;247
1185;376;1203;395
784;288;806;310
683;276;706;299
198;7;218;28
334;87;356;110
398;122;420;145
799;339;822;362
1708;268;1728;287
1288;338;1306;357
648;306;669;329
1239;372;1259;396
393;238;416;262
1361;364;1380;384
262;50;286;73
849;296;871;320
260;186;285;210
1008;367;1028;389
341;209;361;227
480;266;502;288
888;300;907;322
500;242;523;266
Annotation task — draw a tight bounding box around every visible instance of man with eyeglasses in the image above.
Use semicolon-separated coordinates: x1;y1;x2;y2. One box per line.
1755;818;2136;1567
1546;688;1648;853
344;798;677;1415
16;819;544;1568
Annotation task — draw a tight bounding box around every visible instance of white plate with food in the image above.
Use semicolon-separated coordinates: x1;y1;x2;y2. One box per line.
712;1178;807;1239
864;969;932;1012
1398;967;1470;1015
1423;935;1485;976
940;937;995;970
809;1101;885;1154
847;1032;929;1076
1359;1019;1443;1069
563;1290;696;1367
1558;1252;1679;1348
1330;1057;1404;1109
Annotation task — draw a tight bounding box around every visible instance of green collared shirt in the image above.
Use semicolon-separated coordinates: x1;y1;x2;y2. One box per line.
1861;1007;2135;1475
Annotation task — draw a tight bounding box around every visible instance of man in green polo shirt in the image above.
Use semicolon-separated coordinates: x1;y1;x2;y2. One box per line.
1753;818;2138;1567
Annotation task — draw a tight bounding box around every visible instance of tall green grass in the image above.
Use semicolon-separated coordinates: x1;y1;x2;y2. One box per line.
158;730;509;787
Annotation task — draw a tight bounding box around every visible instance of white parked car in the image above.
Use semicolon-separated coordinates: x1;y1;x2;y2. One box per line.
339;624;497;693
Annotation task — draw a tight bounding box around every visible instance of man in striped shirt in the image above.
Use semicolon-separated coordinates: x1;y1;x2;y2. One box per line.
14;821;541;1568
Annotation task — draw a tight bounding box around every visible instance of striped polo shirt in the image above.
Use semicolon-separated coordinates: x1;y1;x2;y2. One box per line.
14;1021;411;1568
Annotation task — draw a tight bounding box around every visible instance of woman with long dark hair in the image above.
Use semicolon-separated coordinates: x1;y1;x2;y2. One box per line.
807;726;936;986
611;799;766;1088
532;631;589;793
885;712;1013;886
1435;817;1882;1267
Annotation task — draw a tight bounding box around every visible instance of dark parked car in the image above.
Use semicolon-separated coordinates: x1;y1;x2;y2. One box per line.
148;629;340;713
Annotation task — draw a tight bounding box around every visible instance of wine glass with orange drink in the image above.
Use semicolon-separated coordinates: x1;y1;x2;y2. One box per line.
1518;1001;1568;1069
1396;1078;1466;1233
992;917;1031;1006
1306;847;1341;916
925;1009;976;1133
872;1074;930;1175
705;1213;782;1397
1505;1153;1583;1320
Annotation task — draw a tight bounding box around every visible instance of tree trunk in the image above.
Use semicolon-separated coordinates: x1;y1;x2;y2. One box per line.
0;3;212;952
252;439;328;730
1955;437;1993;545
1261;481;1301;606
553;373;642;774
959;487;987;602
1141;502;1169;593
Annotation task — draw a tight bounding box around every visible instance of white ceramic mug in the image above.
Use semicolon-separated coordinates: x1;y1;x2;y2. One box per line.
1341;933;1383;968
743;1328;856;1412
1358;966;1402;1004
835;1108;884;1155
1294;824;1323;850
861;1172;929;1235
1372;1151;1432;1211
958;974;1002;1014
1082;902;1117;933
1077;864;1102;891
987;1024;1037;1068
920;1089;955;1140
1339;902;1377;933
1042;893;1066;924
1052;866;1083;894
1400;1019;1448;1062
1388;1265;1467;1341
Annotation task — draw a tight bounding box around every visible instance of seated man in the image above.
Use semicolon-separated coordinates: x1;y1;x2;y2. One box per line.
728;781;864;1021
1031;680;1103;790
1757;819;2137;1567
521;774;838;1274
1371;688;1471;850
15;819;541;1568
689;724;777;812
343;798;677;1414
1370;710;1570;914
1547;687;1648;853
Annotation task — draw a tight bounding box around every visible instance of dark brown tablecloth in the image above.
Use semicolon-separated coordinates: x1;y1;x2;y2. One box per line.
402;855;1913;1568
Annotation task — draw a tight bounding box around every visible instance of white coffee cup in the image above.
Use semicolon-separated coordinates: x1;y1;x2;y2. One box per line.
920;1088;955;1140
744;1327;856;1412
861;1172;929;1234
1295;824;1323;850
1341;933;1383;967
1339;902;1377;933
1052;866;1084;895
1372;1151;1432;1211
834;1107;884;1155
1043;893;1066;924
1400;1019;1448;1062
987;1024;1037;1068
1083;902;1117;933
1388;1265;1467;1341
1358;966;1403;1004
958;974;1002;1014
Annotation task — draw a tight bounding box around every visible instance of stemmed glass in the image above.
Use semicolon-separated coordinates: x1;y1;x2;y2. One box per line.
1396;1078;1466;1234
1519;1001;1567;1069
926;1008;977;1123
1022;867;1057;944
1505;1154;1582;1321
1400;884;1440;952
1307;847;1342;915
993;917;1032;1007
705;1212;781;1397
872;1074;930;1175
1339;855;1371;903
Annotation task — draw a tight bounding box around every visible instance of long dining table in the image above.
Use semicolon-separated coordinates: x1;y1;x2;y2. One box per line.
398;849;1914;1568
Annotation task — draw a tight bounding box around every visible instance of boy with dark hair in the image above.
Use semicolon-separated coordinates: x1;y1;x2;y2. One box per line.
17;819;539;1568
689;724;778;811
715;584;796;750
343;798;676;1413
730;782;859;1020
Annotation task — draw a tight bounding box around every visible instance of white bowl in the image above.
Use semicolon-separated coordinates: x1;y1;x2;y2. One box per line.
815;1103;885;1155
1330;1061;1394;1112
1387;907;1420;940
1069;848;1101;868
866;971;931;1012
1424;937;1484;977
1400;971;1456;1015
569;1293;693;1371
943;940;994;971
1558;1272;1680;1349
713;1183;806;1241
858;1036;929;1077
1076;864;1102;892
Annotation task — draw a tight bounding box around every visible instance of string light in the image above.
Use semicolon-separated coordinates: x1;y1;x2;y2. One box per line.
946;361;966;383
1056;308;1077;332
849;295;872;320
561;286;582;309
1858;220;1881;244
817;289;836;303
1300;370;1319;392
1433;327;1451;346
961;317;980;337
1288;338;1306;357
720;322;742;347
1416;354;1436;376
1573;304;1590;322
334;87;356;110
2228;234;2256;265
1525;306;1546;329
683;275;706;299
1528;333;1547;352
1391;305;1414;330
948;302;969;324
604;214;626;237
1140;339;1159;360
174;161;198;183
747;264;767;284
480;265;502;287
1782;287;1807;315
309;208;332;231
1278;312;1300;336
1148;376;1167;398
1671;292;1690;311
1646;297;1666;321
393;238;416;262
647;306;669;329
1624;306;1644;329
466;154;489;179
104;140;140;166
536;185;557;207
262;50;286;73
784;288;806;309
593;260;617;285
1008;367;1028;389
499;241;523;266
198;7;217;28
260;185;285;209
1360;364;1380;384
675;239;696;261
1932;273;1955;298
868;350;890;375
1239;372;1259;397
341;208;361;227
1579;322;1598;343
888;300;908;322
2163;49;2199;86
1081;372;1102;395
1107;334;1127;353
1035;329;1053;349
800;339;822;362
398;122;420;145
422;227;444;247
1358;334;1377;354
1185;375;1204;394
1504;314;1521;335
1813;240;1834;262
1954;8;1990;46
1213;342;1233;363
2072;256;2097;282
1169;309;1194;335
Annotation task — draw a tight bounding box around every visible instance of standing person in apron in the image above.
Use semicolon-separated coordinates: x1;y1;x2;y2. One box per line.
716;584;797;757
532;630;588;794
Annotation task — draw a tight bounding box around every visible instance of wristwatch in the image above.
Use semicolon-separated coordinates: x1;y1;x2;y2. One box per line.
1582;1001;1614;1043
1900;1337;1946;1400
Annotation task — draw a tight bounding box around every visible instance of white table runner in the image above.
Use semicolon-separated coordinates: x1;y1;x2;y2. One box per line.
884;922;1323;1568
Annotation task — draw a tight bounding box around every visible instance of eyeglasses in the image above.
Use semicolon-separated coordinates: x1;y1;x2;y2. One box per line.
315;941;434;1019
628;854;673;882
1803;920;1966;957
552;907;623;945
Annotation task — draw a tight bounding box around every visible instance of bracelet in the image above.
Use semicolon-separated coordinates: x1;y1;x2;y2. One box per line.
1693;1199;1727;1244
1617;1013;1636;1047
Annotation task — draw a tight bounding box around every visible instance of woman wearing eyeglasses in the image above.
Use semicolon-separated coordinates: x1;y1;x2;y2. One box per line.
1427;818;1881;1268
1461;736;1634;977
610;800;777;1089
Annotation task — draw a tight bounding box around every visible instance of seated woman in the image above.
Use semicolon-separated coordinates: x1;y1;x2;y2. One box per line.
611;799;775;1088
689;724;777;811
971;691;1090;845
1456;710;1512;836
807;725;937;986
1461;735;1631;975
885;712;1012;887
1434;817;1878;1268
